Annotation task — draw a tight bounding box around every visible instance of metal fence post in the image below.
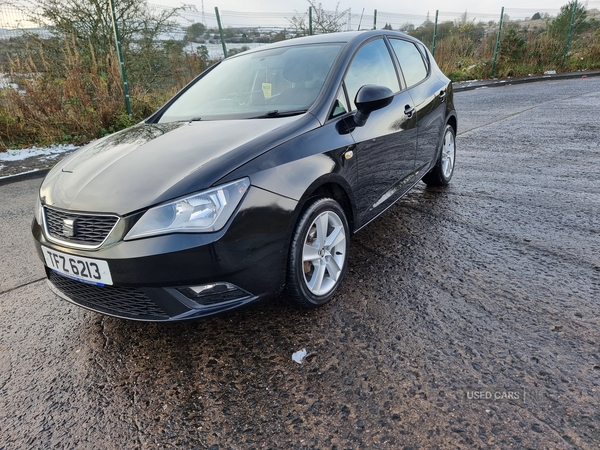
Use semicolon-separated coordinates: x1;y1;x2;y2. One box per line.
309;6;313;35
215;7;227;58
562;0;578;68
373;9;377;30
109;0;132;116
491;7;505;77
432;10;439;57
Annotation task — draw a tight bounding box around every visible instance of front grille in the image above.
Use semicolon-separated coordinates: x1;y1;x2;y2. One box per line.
48;271;170;320
44;207;119;248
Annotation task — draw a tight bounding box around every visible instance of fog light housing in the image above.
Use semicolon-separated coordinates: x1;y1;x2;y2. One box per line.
177;282;252;306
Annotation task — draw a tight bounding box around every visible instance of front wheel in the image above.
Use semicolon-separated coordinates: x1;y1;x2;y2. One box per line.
423;123;456;186
287;198;350;308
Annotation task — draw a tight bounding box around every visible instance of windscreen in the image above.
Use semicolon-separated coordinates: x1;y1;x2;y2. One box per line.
158;43;342;122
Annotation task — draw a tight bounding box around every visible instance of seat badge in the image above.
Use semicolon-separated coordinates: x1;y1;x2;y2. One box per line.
62;218;76;238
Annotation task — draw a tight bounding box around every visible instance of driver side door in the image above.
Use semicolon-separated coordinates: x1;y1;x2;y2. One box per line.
345;38;418;227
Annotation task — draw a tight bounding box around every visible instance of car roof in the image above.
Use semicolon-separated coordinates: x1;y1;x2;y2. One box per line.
231;30;418;58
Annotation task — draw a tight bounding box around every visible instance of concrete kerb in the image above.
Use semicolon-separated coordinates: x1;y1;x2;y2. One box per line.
0;168;49;187
452;70;600;92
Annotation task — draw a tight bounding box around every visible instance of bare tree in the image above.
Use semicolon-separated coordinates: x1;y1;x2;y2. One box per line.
15;0;192;88
399;22;415;32
289;0;349;35
26;0;186;57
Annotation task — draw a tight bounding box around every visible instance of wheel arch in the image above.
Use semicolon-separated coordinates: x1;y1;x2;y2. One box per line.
432;112;457;165
279;177;356;289
296;178;356;234
446;113;457;136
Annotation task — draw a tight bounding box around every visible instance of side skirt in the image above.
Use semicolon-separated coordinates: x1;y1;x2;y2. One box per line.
354;162;431;233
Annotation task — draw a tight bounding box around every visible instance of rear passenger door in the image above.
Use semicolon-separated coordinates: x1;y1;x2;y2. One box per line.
389;38;447;172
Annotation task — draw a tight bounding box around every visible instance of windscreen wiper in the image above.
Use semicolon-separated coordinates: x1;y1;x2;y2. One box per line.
253;109;307;118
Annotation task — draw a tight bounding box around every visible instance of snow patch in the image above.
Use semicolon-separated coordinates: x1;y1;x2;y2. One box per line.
0;73;19;90
0;144;79;162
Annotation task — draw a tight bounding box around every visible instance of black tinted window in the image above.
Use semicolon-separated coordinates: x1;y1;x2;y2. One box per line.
330;87;349;119
389;39;428;88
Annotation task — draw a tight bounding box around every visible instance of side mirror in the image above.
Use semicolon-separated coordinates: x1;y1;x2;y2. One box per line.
353;85;394;127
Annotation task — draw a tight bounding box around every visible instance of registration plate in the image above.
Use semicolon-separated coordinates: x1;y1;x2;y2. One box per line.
42;247;113;286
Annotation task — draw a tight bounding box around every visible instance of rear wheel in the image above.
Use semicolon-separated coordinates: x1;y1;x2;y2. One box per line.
423;123;456;186
287;198;350;308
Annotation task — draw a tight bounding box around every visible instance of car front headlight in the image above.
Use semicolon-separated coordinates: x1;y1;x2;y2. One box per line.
124;178;250;240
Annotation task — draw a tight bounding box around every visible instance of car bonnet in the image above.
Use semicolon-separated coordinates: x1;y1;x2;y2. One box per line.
39;114;318;215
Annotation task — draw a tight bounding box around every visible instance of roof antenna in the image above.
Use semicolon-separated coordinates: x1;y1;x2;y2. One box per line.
357;8;364;30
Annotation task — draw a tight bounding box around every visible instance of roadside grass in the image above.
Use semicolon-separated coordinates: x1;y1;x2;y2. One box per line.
434;27;599;82
0;37;206;151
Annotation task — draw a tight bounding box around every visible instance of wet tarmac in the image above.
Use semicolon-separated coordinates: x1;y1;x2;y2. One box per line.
1;78;599;449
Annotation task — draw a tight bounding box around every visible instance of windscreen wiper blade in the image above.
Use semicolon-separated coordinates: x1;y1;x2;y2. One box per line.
253;109;308;118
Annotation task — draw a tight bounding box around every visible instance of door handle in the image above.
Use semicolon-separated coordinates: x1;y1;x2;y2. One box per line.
404;105;415;118
439;90;446;101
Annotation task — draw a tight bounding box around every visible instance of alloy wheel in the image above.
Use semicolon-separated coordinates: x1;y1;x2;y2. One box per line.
301;210;347;296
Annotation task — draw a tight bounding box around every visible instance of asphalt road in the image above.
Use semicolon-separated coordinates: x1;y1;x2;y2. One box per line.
1;78;599;449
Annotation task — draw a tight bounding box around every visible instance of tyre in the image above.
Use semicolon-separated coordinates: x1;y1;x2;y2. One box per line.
423;123;456;186
287;198;350;308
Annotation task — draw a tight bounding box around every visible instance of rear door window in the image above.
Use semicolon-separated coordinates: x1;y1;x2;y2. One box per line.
389;39;428;88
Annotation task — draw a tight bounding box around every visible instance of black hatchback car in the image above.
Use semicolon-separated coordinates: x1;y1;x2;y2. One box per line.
32;30;457;321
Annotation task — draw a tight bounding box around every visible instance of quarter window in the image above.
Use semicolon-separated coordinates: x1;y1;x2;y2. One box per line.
344;38;399;111
330;87;349;119
389;39;428;88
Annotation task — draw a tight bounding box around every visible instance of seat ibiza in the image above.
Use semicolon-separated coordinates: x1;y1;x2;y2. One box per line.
32;30;457;321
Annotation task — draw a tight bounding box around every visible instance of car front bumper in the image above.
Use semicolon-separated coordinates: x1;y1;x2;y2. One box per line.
32;187;298;321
